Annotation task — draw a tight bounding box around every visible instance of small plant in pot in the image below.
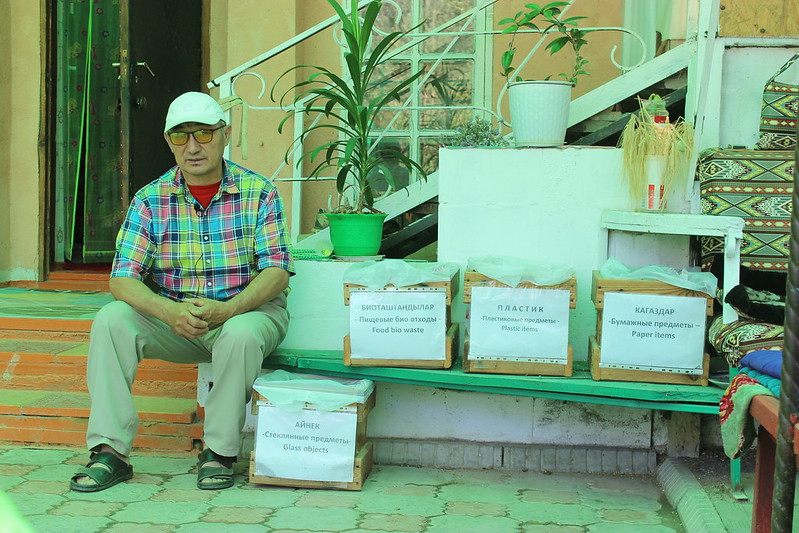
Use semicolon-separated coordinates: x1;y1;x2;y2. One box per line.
498;1;590;147
272;0;427;257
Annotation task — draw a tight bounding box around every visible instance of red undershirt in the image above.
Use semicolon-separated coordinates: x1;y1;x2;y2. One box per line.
187;181;221;209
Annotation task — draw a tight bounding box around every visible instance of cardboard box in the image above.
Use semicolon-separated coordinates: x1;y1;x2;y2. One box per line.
345;323;458;369
463;270;577;308
249;377;375;489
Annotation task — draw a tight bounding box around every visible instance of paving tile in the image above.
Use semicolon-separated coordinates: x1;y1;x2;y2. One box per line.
1;464;37;476
295;490;363;508
132;455;197;475
5;492;66;514
210;486;300;508
202;505;274;524
358;512;427;532
445;500;507;517
580;490;664;512
435;482;520;504
111;500;208;524
355;493;446;515
104;524;176;533
0;447;77;465
25;463;80;481
49;499;124;517
152;488;215;502
160;473;198;490
507;502;601;526
10;479;69;495
266;506;361;531
175;524;269;532
425;514;520;533
368;465;453;485
520;489;581;504
67;481;162;503
378;484;438;498
0;475;26;492
587;523;679;533
522;526;584;533
27;514;110;533
600;508;662;524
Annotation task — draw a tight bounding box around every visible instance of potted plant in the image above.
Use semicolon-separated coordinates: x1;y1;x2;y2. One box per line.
450;118;509;147
272;0;427;257
618;95;694;211
498;1;589;147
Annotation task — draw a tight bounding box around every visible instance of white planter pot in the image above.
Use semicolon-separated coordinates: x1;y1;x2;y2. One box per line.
508;81;572;147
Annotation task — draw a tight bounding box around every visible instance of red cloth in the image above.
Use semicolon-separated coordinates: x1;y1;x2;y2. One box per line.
188;181;221;209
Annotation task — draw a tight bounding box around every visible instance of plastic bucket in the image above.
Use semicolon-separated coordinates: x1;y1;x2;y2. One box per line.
324;212;388;256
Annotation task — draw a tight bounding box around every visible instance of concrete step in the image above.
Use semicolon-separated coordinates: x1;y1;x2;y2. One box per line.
0;389;202;451
8;268;111;292
0;336;197;398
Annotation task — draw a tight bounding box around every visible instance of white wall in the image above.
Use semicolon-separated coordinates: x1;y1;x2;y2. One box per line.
717;46;799;149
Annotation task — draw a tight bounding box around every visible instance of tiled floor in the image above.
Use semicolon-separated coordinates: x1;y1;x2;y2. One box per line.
0;445;686;533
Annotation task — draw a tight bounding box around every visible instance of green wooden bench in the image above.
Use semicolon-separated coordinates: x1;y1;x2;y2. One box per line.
265;349;724;415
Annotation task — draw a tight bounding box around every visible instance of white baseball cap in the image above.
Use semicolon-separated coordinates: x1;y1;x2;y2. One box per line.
164;92;226;132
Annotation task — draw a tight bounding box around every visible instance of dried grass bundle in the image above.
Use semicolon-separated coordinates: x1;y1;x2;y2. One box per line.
619;98;695;209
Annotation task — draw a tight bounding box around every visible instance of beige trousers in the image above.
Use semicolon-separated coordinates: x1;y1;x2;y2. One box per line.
85;293;289;457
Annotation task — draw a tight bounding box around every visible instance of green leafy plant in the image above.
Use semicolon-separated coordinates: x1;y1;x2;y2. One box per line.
498;1;589;85
272;0;427;214
451;118;509;147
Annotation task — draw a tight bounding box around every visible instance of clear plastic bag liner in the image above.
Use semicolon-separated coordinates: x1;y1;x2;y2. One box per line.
343;259;459;289
253;370;374;413
467;255;574;287
599;257;717;297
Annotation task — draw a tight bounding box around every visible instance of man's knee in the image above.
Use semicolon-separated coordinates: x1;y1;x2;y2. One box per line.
91;300;138;334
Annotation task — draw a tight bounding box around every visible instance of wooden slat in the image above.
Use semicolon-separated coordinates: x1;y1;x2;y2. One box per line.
463;340;573;377
591;271;714;316
462;271;576;308
719;0;799;37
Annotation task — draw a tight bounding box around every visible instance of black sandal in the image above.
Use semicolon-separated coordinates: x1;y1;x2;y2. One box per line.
196;448;236;490
69;451;133;492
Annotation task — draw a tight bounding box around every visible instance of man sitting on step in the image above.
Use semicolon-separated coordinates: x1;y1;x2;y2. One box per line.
70;91;294;492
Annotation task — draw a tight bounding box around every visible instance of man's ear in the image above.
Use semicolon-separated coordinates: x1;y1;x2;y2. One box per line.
223;125;233;146
164;132;172;148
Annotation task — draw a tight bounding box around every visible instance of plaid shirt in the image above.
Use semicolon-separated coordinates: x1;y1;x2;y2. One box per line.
111;160;294;302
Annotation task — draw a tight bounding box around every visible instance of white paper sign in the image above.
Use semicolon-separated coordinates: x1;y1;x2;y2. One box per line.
349;290;447;359
255;404;357;482
600;292;706;374
469;286;570;361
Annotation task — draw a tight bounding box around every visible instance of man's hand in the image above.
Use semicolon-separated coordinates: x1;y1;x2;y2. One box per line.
183;298;233;331
164;300;210;339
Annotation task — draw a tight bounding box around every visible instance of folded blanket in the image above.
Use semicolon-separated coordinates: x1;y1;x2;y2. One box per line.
739;366;781;397
739;349;783;379
719;373;773;459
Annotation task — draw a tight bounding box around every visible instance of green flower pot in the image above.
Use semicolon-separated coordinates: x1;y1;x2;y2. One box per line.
324;212;388;256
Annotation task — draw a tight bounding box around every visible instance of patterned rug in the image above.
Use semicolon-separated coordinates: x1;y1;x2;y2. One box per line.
698;147;794;271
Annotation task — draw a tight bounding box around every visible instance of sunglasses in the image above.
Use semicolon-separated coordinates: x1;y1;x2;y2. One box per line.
168;125;225;145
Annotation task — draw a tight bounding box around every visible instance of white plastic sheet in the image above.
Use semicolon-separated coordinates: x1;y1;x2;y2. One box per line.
467;255;574;287
599;257;717;297
253;370;374;413
343;259;459;289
